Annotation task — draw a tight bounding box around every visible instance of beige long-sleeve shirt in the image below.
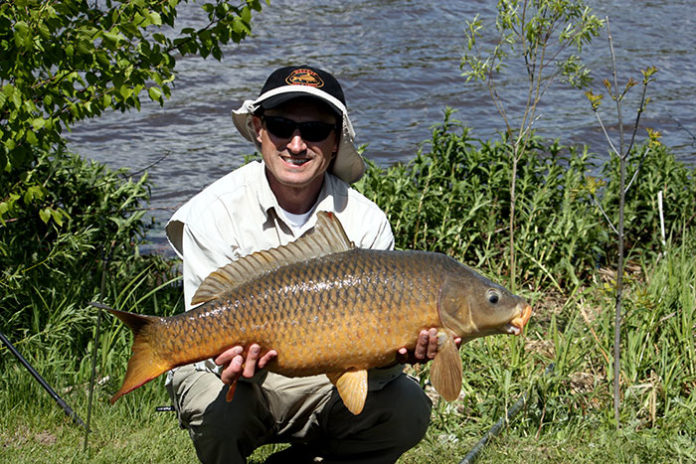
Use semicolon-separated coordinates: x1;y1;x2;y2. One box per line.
166;160;394;311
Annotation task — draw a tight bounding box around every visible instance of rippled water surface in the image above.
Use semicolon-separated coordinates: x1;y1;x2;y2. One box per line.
66;0;696;251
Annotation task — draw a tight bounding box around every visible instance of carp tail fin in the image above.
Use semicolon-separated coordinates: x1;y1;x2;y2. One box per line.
430;331;462;402
327;369;368;415
92;303;171;404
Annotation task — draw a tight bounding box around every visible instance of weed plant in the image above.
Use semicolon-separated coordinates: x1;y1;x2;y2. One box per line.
356;110;696;292
600;142;696;257
0;148;182;412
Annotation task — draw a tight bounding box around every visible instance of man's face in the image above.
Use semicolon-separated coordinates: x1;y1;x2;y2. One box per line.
253;98;339;192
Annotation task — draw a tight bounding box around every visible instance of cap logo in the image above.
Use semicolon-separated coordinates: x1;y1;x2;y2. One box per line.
285;68;324;88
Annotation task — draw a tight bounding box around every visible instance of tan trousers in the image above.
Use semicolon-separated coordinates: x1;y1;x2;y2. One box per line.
167;365;432;464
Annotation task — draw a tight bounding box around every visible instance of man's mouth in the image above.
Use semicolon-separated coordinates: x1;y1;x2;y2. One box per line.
282;155;311;166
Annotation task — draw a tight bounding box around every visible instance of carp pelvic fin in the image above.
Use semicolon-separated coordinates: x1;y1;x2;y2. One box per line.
98;305;170;404
327;369;368;415
192;211;355;305
225;381;238;402
429;330;462;402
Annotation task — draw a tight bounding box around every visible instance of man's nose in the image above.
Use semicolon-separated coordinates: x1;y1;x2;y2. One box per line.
286;132;307;153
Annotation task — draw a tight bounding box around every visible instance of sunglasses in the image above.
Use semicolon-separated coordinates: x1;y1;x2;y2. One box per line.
262;116;337;142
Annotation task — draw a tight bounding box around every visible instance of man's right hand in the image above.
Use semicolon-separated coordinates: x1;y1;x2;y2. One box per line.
215;344;278;385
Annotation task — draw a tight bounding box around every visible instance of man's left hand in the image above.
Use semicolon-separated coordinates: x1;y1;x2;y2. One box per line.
396;328;461;364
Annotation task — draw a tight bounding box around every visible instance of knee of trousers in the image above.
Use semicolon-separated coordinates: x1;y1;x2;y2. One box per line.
374;375;432;448
323;374;433;457
168;366;274;460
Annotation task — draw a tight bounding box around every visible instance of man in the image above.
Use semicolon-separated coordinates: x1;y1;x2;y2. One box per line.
165;65;447;464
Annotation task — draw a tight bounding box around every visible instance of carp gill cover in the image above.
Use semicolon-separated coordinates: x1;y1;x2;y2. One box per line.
103;212;532;415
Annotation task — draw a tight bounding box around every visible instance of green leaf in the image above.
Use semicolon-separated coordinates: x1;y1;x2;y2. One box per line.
32;118;46;130
119;85;133;99
103;31;123;45
211;45;222;61
148;11;162;26
23;185;45;204
39;207;52;224
241;6;252;23
51;208;65;227
147;86;161;101
6;86;22;109
14;20;32;49
25;130;38;145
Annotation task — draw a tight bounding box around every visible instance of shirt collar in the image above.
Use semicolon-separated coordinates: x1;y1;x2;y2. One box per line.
256;162;334;237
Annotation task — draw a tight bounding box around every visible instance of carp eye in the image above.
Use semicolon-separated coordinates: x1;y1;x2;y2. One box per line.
487;289;500;304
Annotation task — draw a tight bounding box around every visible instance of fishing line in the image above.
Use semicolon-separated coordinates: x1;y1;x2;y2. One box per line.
667;110;696;147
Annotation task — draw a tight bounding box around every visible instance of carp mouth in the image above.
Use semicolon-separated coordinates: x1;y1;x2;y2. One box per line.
504;303;533;335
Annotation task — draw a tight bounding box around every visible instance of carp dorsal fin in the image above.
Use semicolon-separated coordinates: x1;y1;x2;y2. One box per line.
429;330;462;402
191;211;354;305
327;369;368;415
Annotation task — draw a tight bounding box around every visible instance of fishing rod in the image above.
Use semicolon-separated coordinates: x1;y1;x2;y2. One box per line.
0;330;88;431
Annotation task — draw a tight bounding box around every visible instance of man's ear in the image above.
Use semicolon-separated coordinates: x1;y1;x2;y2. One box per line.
252;115;263;144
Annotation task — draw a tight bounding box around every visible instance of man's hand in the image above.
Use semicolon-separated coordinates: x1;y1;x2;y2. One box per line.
396;328;462;364
215;344;278;385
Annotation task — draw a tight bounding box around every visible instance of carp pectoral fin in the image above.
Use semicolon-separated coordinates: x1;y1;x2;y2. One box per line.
430;331;462;402
327;370;368;415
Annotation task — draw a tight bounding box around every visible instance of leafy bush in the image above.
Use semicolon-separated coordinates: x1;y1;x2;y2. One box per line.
1;0;264;228
357;110;696;292
0;148;180;375
600;141;696;258
357;110;603;290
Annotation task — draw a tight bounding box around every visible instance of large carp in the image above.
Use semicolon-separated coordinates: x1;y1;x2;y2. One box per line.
104;212;532;415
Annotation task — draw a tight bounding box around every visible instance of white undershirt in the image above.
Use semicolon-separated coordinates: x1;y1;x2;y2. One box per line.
277;206;313;232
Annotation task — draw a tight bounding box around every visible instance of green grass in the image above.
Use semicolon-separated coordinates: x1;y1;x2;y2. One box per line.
1;390;195;463
401;426;696;463
2;382;693;464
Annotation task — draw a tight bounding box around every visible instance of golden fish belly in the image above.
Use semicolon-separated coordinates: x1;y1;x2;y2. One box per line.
157;249;453;374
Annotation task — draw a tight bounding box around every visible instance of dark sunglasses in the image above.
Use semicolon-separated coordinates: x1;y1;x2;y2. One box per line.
262;116;337;142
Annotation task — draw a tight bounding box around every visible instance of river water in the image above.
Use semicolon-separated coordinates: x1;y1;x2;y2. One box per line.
66;0;696;252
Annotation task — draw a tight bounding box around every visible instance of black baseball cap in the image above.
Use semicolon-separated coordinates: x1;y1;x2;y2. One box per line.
256;65;346;117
